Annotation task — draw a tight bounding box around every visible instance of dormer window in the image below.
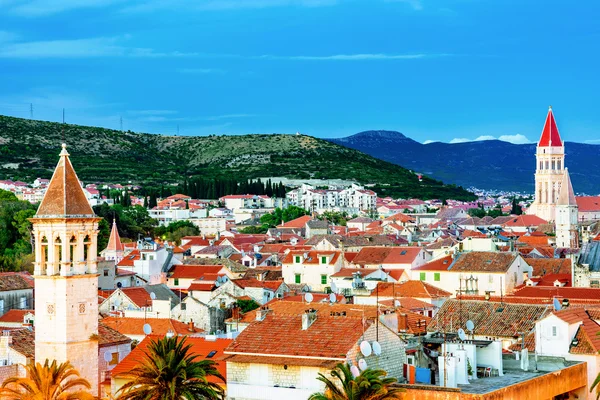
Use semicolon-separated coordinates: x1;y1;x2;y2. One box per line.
320;256;328;264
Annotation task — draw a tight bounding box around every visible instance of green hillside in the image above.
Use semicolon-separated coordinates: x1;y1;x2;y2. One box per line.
0;115;474;200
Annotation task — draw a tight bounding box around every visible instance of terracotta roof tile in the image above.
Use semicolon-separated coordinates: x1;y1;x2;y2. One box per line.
428;299;550;338
513;286;600;300
0;309;34;323
0;272;34;291
168;265;224;280
525;258;571;276
98;322;131;347
372;281;451;299
111;335;230;383
450;252;518;273
413;255;453;271
101;317;202;336
8;329;34;358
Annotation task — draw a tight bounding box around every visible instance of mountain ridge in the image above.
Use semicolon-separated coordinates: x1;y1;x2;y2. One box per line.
0;115;475;201
328;130;600;193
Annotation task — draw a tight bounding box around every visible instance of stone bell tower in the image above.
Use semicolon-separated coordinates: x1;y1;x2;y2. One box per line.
31;144;100;395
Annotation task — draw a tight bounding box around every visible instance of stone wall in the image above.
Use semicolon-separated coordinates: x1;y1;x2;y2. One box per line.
269;364;300;388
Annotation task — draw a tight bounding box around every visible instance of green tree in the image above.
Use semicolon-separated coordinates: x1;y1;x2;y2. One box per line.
260;206;309;228
0;359;94;400
236;299;260;313
117;336;225;400
510;198;523;215
309;363;402;400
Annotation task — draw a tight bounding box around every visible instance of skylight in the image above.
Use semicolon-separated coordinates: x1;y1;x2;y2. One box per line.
207;350;217;358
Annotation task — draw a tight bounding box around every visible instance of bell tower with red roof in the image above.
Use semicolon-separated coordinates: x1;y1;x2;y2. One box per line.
528;106;566;222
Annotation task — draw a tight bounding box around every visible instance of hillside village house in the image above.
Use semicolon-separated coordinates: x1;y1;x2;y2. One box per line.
224;302;405;400
411;252;531;296
305;235;407;251
165;264;229;291
281;250;344;292
286;183;376;213
354;280;451;311
534;307;600;399
99;285;180;319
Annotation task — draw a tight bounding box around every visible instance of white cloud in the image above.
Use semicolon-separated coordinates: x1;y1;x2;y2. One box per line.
474;135;495;141
423;139;436;144
127;110;178;116
177;68;225;74
119;0;338;14
584;139;600;144
0;35;201;58
260;53;447;61
6;0;125;16
384;0;423;11
449;138;470;144
498;134;531;144
203;113;257;121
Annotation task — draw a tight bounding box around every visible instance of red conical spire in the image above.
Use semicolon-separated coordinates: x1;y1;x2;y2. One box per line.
538;106;563;147
106;219;124;252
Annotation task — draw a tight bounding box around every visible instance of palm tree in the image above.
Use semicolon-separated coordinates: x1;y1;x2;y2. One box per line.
591;373;600;399
0;359;94;400
309;363;403;400
116;336;224;400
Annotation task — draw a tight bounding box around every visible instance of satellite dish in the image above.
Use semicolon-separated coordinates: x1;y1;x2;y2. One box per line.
394;300;401;307
143;323;152;335
305;293;314;303
553;298;562;311
350;365;360;377
466;320;475;331
329;293;337;303
360;340;372;357
215;281;221;287
103;351;113;362
116;282;122;288
114;298;121;307
457;328;466;341
330;281;337;292
372;341;382;356
358;359;368;371
150;292;157;300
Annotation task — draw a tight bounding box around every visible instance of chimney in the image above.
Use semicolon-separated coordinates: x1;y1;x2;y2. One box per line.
302;308;317;330
256;306;270;321
188;320;195;332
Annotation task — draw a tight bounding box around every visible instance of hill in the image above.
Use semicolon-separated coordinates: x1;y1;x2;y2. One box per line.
0;116;475;200
330;130;600;193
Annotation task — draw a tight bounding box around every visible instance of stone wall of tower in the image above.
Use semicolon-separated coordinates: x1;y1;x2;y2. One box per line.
529;145;565;222
555;205;579;249
34;274;99;395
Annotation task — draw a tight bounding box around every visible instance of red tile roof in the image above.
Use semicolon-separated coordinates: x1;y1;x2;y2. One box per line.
450;252;518;273
111;335;230;384
412;255;453;271
106;220;124;252
0;309;33;323
101;317;202;336
512;286;600;300
373;281;451;299
503;215;548;227
571;320;600;355
119;287;153;308
281;251;341;265
352;247;422;266
188;282;217;292
525;258;571;276
379;297;433;311
232;279;284;291
117;250;140;267
98;322;131;347
576;196;600;212
168;265;224;280
278;215;313;228
395;309;432;335
0;272;34;291
226;311;369;359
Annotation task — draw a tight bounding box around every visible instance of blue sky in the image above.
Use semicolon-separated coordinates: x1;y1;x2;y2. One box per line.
1;0;599;144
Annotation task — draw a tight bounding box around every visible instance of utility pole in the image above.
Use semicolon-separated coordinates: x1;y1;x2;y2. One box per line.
177;124;179;136
30;103;33;119
120;116;123;132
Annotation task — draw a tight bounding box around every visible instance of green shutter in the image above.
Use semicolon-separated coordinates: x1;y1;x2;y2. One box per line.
321;256;327;264
420;272;426;281
174;278;179;286
295;274;301;284
321;275;327;284
434;273;440;282
295;256;301;263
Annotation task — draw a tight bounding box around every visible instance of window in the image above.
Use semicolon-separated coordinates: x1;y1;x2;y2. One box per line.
321;256;327;264
207;350;217;358
295;256;301;264
19;297;26;309
0;299;4;315
174;278;179;286
552;326;557;337
181;302;186;311
103;269;109;277
321;275;328;285
420;272;426;281
434;273;440;282
109;352;119;365
295;274;301;284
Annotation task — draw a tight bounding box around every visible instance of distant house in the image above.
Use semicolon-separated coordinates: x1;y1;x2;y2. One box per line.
281;250;344;292
0;272;34;316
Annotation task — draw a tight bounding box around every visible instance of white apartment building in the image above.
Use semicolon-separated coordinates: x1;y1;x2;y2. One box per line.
286;183;376;213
